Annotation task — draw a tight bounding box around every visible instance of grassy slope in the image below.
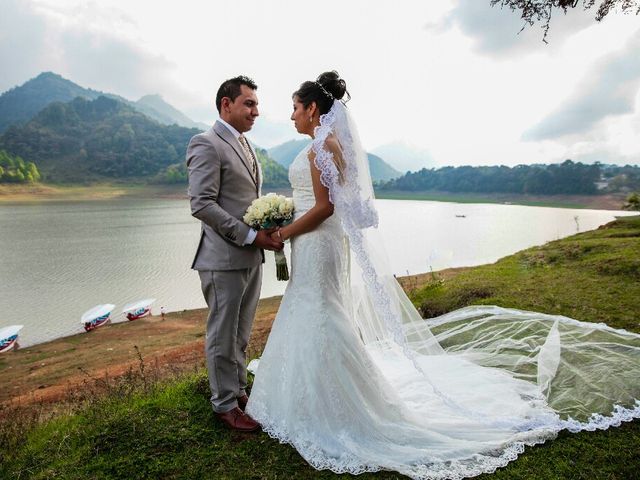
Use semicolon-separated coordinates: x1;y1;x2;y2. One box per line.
411;215;640;332
2;216;639;480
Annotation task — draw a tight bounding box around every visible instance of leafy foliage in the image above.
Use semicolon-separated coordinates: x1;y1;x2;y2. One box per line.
378;160;601;195
153;163;188;184
624;192;640;211
601;164;640;193
255;147;290;188
0;149;40;183
491;0;639;40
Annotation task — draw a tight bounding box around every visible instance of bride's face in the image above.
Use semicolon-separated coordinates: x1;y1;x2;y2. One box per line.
291;96;314;136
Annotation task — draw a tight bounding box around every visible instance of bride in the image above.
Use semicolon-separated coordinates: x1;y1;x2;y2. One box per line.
245;71;640;479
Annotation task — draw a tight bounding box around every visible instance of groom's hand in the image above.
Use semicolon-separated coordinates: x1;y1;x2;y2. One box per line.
254;228;283;251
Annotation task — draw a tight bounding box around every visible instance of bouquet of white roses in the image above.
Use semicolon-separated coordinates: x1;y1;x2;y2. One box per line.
243;193;294;280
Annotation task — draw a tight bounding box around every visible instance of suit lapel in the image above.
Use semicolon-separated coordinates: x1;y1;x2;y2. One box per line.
213;121;258;190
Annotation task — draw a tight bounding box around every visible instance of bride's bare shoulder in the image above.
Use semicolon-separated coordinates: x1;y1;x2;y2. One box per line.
307;134;342;161
323;134;342;155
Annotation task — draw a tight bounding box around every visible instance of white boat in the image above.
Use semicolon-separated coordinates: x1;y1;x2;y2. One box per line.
0;325;24;353
81;304;115;332
122;298;156;321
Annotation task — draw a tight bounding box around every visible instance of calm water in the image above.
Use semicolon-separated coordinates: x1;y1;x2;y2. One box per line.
0;198;632;347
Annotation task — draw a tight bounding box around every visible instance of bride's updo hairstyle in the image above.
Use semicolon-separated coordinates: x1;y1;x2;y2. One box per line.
293;70;351;115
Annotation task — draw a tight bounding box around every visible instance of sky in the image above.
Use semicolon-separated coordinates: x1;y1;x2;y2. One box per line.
1;0;639;169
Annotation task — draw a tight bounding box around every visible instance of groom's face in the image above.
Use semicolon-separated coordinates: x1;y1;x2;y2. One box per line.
222;85;259;133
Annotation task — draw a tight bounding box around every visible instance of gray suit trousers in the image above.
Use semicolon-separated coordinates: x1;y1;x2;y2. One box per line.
199;266;262;413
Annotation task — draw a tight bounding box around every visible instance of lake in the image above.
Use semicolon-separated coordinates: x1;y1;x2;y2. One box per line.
0;198;633;348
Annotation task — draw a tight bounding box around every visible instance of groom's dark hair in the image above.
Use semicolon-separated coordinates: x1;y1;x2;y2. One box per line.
216;76;258;113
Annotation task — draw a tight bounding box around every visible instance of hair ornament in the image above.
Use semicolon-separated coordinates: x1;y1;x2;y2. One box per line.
315;81;334;100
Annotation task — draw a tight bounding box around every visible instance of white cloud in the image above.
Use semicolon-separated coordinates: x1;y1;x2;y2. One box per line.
523;30;640;141
0;0;180;100
1;0;639;167
436;0;595;57
0;0;50;92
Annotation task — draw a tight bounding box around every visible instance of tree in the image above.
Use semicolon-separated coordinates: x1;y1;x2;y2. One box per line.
0;149;41;183
623;192;640;211
490;0;639;40
114;123;135;152
26;162;41;182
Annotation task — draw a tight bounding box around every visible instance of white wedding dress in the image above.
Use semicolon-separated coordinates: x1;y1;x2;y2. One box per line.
246;105;640;480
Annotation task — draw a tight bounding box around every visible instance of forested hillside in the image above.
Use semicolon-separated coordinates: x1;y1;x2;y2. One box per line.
0;95;291;189
378;160;603;195
0;96;198;182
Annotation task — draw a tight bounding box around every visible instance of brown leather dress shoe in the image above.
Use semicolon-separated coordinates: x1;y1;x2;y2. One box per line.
216;407;259;432
237;394;249;411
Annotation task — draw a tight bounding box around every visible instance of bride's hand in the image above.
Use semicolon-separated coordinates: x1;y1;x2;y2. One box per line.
271;228;285;244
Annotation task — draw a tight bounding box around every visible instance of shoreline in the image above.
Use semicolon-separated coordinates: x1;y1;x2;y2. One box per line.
0;183;188;203
374;189;630;211
0;269;467;406
0;183;631;210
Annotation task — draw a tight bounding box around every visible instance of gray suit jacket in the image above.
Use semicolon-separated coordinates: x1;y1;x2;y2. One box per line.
187;121;262;270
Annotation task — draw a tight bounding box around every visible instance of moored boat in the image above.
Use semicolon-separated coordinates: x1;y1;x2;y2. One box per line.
122;298;156;321
0;325;24;353
81;304;115;332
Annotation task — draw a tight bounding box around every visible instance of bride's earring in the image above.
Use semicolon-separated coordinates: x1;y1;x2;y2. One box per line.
309;117;313;123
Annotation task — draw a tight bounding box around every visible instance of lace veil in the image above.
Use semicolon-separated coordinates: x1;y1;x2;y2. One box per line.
311;100;640;425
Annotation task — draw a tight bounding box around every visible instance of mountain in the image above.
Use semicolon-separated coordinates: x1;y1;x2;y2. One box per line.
254;147;290;188
372;141;436;173
367;153;401;183
0;95;199;182
136;94;209;131
0;72;104;133
0;94;289;187
0;72;206;134
268;139;310;169
268;139;401;182
248;117;298;149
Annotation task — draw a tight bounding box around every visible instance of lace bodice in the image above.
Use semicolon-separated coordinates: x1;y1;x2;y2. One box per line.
288;144;342;231
288;144;315;216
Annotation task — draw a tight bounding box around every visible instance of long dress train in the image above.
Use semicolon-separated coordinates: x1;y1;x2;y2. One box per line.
247;142;640;480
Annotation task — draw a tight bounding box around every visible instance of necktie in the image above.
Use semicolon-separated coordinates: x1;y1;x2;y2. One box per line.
238;134;258;181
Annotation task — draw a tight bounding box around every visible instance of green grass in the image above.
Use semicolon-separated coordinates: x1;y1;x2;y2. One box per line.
411;215;640;333
2;216;639;480
3;372;640;480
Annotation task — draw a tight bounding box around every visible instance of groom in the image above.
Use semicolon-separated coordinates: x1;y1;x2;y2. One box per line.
187;75;282;432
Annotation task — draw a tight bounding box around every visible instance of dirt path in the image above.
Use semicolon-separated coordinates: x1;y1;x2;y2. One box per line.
0;271;465;406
